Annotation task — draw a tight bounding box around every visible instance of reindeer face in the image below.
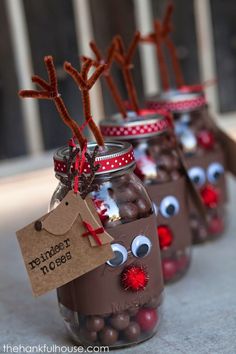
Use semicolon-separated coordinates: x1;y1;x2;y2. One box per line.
146;176;192;257
57;213;163;315
185;148;227;236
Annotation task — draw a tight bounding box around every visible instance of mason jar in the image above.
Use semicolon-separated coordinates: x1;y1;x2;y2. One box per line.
147;90;227;243
51;141;164;348
100;110;192;283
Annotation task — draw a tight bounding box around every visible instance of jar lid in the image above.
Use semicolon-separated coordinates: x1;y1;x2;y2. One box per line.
54;141;135;175
100;109;173;140
147;89;207;113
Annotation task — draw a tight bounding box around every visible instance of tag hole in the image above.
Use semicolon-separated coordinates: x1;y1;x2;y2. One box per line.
34;220;42;231
65;202;69;206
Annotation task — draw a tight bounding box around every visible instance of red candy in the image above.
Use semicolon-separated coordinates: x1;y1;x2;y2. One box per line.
162;259;177;282
121;265;148;292
208;215;224;235
201;185;219;208
197;130;215;149
136;308;158;332
157;225;173;249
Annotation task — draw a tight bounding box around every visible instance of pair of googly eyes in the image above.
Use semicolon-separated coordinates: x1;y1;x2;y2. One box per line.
106;235;152;267
188;163;224;188
153;196;180;218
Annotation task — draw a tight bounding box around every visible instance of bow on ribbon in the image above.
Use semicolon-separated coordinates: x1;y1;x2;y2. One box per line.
82;221;104;246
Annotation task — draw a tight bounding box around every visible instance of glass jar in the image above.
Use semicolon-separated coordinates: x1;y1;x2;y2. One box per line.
51;141;164;348
147;90;227;243
100;111;192;283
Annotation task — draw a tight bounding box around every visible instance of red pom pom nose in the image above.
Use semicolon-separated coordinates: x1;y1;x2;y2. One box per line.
157;225;173;249
197;130;215;149
121;265;149;292
200;185;219;208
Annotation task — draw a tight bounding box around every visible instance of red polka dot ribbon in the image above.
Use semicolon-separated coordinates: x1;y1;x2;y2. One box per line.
147;95;207;113
54;146;135;174
100;115;172;138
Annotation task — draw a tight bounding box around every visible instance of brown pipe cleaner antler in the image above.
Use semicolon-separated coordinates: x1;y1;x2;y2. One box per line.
140;19;170;91
114;32;140;114
162;3;185;88
83;39;127;118
140;3;184;90
64;59;106;146
19;56;86;148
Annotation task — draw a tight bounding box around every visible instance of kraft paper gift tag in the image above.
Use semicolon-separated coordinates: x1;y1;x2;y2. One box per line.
16;191;114;296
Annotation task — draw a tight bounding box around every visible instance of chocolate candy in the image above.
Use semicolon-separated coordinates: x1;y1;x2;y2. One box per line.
119;203;139;221
110;312;130;330
136;198;151;216
172;155;181;170
113;174;131;187
128;307;139;317
136;308;158;332
115;185;137;203
123;321;141;342
81;328;97;342
157;153;174;172
99;326;118;346
86;316;105;332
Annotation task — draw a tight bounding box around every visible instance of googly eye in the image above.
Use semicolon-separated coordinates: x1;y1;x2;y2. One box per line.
152;202;158;216
131;235;152;258
188;167;206;187
207;162;224;184
106;244;128;267
160;196;180;218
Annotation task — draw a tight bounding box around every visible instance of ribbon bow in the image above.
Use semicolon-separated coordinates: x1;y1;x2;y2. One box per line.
82;221;104;246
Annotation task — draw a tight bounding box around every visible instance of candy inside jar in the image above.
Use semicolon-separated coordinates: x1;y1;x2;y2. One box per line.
52;141;164;348
147;89;227;243
100;110;192;283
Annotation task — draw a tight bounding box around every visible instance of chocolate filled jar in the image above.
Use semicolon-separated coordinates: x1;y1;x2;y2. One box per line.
51;141;164;348
147;90;227;243
100;111;192;283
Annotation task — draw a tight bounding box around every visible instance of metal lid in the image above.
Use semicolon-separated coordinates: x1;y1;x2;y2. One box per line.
54;141;135;175
100;109;173;140
147;88;207;113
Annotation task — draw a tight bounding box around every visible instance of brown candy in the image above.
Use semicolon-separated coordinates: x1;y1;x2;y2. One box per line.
123;321;141;342
113;174;131;188
99;326;118;346
128;307;139;316
149;143;162;158
110;312;130;330
119;203;139;221
136;198;151;216
157;153;174;172
81;328;97;342
114;185;137;203
172;154;181;170
86;316;105;332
